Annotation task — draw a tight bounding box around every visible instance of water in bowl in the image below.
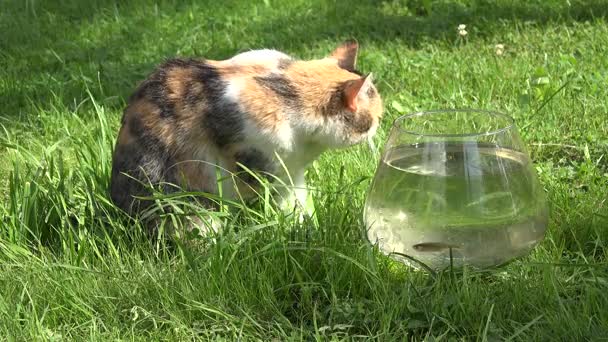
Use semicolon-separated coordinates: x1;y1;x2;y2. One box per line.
365;142;548;269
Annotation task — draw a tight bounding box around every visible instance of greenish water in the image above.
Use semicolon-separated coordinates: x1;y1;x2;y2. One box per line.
365;142;548;269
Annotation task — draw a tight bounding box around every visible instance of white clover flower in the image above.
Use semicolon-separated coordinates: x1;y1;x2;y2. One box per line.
495;44;505;56
457;24;468;37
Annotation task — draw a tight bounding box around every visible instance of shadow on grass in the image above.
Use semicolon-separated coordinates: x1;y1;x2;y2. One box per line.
0;0;606;118
255;0;607;49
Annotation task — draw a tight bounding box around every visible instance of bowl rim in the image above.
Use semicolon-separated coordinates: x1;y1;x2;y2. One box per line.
392;109;516;138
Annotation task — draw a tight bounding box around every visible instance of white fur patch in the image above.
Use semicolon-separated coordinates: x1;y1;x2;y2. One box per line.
276;167;307;211
276;121;294;151
223;79;243;103
239;114;294;153
292;170;308;207
229;49;292;73
230;49;291;64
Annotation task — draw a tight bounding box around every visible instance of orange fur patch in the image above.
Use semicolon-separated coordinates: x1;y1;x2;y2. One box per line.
166;67;195;101
125;99;177;146
286;59;358;116
239;80;285;131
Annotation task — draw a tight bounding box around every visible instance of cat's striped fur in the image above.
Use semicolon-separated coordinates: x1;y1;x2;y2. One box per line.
110;40;383;218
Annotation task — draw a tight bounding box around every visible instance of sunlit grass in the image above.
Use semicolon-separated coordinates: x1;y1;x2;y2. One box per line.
1;0;607;339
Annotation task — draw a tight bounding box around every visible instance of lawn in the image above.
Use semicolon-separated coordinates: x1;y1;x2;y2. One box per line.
1;0;607;339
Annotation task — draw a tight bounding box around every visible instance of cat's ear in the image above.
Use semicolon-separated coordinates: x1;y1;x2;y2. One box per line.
343;73;373;113
329;39;359;71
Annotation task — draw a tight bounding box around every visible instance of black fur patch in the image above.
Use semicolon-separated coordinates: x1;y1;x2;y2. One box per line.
344;110;373;134
130;74;174;119
184;79;203;108
234;149;274;184
193;63;245;148
144;80;175;118
111;116;177;214
366;86;377;98
254;73;300;108
161;58;200;69
277;58;294;70
110;143;145;213
127;115;145;137
130;58;211;120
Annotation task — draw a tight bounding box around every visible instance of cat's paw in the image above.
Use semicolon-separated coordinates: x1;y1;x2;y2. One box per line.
178;214;224;245
278;191;318;226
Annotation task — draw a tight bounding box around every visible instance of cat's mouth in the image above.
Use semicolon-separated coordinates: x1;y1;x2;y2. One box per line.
341;117;379;148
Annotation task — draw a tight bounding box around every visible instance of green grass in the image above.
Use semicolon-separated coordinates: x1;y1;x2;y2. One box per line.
1;0;608;339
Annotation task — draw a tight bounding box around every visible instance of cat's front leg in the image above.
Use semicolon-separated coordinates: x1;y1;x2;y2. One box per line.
277;168;314;220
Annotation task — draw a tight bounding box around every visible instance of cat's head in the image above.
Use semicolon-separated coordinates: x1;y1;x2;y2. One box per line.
311;39;383;148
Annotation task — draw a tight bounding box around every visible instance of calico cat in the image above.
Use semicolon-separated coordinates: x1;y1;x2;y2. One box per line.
110;39;383;223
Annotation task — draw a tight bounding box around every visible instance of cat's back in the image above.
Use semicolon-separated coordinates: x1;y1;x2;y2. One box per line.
124;49;292;118
116;50;287;138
